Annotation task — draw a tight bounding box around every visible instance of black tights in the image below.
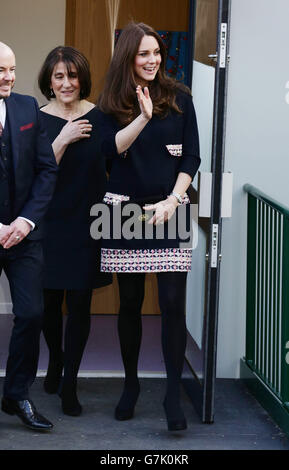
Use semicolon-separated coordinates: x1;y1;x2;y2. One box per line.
42;288;92;390
117;272;187;414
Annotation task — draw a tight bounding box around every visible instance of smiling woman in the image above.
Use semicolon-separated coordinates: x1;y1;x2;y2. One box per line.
50;62;80;105
37;46;112;417
38;46;91;103
133;35;162;87
96;22;200;431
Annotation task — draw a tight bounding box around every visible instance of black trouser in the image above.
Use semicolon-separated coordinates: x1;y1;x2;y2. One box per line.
42;288;92;388
1;240;44;400
117;271;187;401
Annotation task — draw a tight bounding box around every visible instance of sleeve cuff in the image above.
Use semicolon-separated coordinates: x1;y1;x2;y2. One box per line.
101;133;128;159
178;156;201;179
17;217;35;231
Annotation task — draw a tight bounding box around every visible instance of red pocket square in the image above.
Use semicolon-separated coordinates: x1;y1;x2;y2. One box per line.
20;122;34;131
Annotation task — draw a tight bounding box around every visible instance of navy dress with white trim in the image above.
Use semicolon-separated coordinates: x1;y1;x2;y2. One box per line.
96;90;200;273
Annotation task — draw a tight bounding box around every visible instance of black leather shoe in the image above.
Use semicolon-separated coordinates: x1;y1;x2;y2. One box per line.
1;398;53;431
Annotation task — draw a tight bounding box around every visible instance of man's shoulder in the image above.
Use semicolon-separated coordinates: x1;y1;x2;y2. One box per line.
10;92;37;106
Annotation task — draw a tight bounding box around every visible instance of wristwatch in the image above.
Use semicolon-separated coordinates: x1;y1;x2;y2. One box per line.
169;192;182;204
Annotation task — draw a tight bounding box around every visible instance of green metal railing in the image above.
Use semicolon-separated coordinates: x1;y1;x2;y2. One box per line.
243;184;289;428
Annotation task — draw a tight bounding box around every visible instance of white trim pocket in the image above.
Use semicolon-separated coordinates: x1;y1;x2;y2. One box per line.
166;144;182;157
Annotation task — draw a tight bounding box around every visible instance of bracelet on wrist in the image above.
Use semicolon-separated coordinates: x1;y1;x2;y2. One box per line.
169;192;182;205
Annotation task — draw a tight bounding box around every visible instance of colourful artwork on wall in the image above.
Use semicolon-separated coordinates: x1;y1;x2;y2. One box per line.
115;30;189;84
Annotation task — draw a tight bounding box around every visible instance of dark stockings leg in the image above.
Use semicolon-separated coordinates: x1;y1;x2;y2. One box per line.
42;289;65;393
60;289;92;416
115;273;145;420
157;272;188;430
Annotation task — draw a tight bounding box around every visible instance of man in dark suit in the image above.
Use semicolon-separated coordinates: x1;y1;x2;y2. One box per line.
0;42;58;431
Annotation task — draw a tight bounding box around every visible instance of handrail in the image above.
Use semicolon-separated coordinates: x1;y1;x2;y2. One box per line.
244;184;289;217
242;186;289;436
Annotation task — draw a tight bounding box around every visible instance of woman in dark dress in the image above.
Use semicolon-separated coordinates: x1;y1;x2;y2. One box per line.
38;46;111;416
97;23;200;431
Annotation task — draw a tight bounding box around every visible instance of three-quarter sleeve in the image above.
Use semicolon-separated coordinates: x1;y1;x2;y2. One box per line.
96;109;127;159
178;94;201;179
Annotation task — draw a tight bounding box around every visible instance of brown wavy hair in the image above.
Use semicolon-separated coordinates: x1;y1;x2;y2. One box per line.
97;22;190;125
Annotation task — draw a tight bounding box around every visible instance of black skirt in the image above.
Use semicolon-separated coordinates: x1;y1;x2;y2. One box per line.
100;191;193;273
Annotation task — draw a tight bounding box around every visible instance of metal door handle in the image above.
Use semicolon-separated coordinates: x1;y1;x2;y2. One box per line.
208;53;218;62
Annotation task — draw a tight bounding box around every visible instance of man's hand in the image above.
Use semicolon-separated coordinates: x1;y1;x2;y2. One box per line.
0;224;14;247
2;218;31;249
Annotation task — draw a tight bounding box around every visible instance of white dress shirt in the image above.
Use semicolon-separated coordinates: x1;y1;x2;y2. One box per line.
0;99;6;128
0;99;35;230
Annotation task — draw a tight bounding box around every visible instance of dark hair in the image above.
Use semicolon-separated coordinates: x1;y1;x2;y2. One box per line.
38;46;91;100
97;22;190;125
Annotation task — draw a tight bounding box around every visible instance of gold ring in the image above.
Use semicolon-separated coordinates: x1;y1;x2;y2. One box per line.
138;214;149;222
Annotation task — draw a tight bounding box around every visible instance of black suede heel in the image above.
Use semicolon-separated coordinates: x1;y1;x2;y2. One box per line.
61;394;82;416
59;383;82;416
114;382;140;421
163;398;187;431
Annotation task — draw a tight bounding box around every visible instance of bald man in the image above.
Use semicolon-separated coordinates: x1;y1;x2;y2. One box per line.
0;42;57;430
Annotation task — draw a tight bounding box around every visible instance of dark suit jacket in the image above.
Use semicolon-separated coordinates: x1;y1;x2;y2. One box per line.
4;92;58;240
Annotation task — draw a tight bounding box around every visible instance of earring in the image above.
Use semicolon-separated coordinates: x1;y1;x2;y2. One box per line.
50;88;55;97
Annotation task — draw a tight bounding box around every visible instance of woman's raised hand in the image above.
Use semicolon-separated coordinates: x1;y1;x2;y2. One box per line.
136;85;153;120
59;119;92;145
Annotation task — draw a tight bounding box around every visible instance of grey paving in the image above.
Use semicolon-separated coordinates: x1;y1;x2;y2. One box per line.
0;378;288;451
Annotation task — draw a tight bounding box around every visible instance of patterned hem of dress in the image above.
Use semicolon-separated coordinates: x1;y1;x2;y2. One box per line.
100;247;192;272
103;191;190;205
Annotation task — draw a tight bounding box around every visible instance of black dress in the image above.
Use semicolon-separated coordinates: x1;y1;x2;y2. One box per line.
40;107;112;289
96;90;200;273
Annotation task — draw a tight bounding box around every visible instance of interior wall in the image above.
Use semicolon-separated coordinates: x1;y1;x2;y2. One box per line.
0;0;66;105
218;0;289;377
0;0;66;313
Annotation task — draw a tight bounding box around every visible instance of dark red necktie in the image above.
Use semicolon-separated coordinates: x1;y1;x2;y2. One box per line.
0;122;3;137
